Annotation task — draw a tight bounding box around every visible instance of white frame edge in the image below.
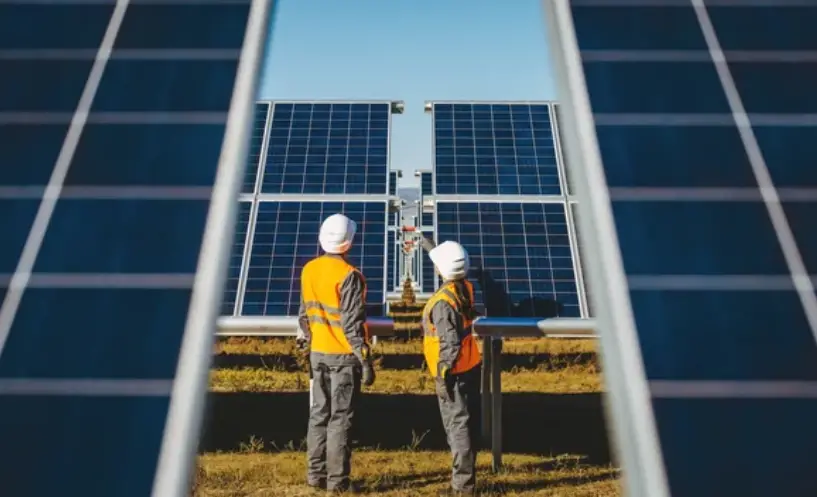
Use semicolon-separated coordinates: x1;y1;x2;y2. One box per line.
542;2;670;496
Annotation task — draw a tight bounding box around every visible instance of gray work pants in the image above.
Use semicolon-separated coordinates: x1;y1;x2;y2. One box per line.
307;352;361;491
436;366;481;493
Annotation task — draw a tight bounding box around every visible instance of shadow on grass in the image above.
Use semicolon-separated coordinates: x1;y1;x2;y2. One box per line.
211;352;596;371
199;392;612;465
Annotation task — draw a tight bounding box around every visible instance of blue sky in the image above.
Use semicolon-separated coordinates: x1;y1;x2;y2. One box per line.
257;0;557;187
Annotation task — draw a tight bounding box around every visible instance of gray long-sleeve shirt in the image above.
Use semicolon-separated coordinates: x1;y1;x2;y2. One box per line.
298;254;369;364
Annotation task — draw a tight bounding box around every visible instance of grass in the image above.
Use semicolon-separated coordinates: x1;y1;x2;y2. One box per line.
200;337;618;496
209;366;601;394
194;450;620;497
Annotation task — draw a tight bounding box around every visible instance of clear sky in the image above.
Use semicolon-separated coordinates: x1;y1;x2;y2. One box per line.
257;0;557;187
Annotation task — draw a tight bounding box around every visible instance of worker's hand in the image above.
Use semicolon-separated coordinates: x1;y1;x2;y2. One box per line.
295;328;309;352
436;364;455;403
362;361;376;387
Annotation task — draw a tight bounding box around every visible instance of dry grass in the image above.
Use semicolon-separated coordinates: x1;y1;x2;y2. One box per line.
215;337;598;358
194;450;620;497
201;336;616;496
209;366;601;394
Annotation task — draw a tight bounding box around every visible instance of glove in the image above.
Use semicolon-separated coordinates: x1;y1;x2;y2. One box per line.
362;361;375;387
295;327;309;352
436;363;454;402
420;236;436;253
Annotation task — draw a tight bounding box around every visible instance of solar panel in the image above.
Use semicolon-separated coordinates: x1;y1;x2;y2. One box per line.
221;201;253;316
242;102;270;193
432;103;561;196
0;1;269;496
547;1;817;496
420;171;433;197
389;171;398;196
260;102;390;195
241;201;387;317
552;104;575;196
387;229;397;292
421;212;434;228
436;201;580;317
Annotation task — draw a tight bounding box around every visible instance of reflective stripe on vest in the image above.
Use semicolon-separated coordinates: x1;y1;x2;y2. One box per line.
301;255;367;355
422;280;481;377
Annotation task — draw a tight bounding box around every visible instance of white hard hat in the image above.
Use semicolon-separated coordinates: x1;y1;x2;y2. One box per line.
429;241;469;281
319;214;357;254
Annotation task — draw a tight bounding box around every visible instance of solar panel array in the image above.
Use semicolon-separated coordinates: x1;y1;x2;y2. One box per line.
0;0;268;495
429;101;584;317
222;201;253;315
433;103;562;196
550;1;817;496
387;229;398;292
225;101;398;319
260;102;390;195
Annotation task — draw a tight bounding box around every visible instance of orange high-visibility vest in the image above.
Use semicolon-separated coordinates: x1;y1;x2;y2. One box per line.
301;255;369;355
423;280;481;377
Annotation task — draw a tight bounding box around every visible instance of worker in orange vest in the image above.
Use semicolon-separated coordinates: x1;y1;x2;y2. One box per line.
422;240;482;496
296;213;375;493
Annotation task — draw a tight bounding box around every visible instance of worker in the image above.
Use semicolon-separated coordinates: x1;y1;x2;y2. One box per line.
422;240;482;496
296;213;376;493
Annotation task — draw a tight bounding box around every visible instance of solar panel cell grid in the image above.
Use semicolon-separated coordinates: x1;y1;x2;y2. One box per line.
564;2;817;496
420;171;433;196
261;103;389;195
243;103;270;193
433;103;561;196
222;202;253;315
242;201;387;317
389;171;398;196
436;202;579;318
0;1;258;495
387;230;397;292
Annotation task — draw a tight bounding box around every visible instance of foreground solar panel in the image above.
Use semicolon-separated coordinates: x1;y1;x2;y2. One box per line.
0;1;270;496
241;201;387;317
436;201;580;317
431;103;561;196
547;1;817;496
261;102;392;195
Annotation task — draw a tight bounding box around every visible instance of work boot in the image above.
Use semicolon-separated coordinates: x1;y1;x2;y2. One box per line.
306;478;326;491
327;481;359;494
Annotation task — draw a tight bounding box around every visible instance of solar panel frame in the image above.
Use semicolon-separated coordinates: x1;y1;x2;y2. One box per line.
545;1;817;496
242;101;272;195
0;1;273;497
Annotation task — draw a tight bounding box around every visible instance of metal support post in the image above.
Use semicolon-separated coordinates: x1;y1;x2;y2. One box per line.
480;336;493;446
490;337;503;472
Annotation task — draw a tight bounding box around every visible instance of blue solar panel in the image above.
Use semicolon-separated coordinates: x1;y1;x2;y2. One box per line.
553;2;817;496
421;212;434;228
436;202;580;317
387;229;397;292
432;103;561;196
242;102;270;193
420;171;433;197
0;1;266;496
552;104;575;196
421;248;436;294
260;102;390;195
389;171;398;196
241;201;387;317
222;201;252;315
